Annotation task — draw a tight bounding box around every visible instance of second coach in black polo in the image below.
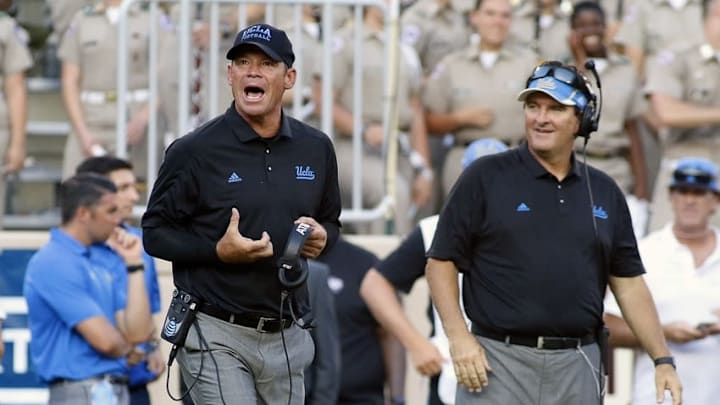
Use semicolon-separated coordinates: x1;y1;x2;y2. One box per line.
142;23;341;405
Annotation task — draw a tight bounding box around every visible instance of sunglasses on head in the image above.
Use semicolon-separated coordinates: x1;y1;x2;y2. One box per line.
527;65;586;91
673;168;715;186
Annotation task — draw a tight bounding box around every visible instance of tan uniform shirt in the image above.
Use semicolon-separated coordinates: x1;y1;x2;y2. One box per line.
400;0;471;75
510;7;571;62
49;0;95;36
58;3;151;125
423;43;536;144
615;0;704;58
331;27;423;131
645;43;720;142
576;54;645;155
0;12;32;129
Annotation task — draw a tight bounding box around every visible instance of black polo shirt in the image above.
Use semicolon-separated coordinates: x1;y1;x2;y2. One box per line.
142;104;342;315
375;226;427;294
317;238;384;405
428;143;644;337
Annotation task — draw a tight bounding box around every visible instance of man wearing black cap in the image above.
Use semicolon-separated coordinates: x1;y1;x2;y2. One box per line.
142;23;341;405
426;61;682;404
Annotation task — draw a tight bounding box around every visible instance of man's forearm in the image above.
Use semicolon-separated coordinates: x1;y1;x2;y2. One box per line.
5;73;27;151
360;269;429;352
611;276;671;359
123;271;152;344
426;258;468;339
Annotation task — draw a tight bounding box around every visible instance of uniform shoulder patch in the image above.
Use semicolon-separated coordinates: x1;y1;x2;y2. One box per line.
655;49;676;66
14;24;29;45
401;24;421;46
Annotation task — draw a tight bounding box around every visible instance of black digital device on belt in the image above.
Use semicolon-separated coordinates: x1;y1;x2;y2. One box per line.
161;289;200;365
278;222;313;290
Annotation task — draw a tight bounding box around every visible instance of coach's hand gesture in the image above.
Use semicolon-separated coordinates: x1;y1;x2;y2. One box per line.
294;216;327;258
216;208;274;263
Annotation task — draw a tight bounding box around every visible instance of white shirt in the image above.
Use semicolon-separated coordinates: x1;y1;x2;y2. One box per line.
605;224;720;404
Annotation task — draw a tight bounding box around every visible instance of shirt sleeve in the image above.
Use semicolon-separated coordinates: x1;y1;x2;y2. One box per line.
376;227;428;293
609;182;646;278
422;58;453;113
427;163;484;272
57;12;83;64
0;19;32;74
644;50;684;99
27;257;107;328
317;136;342;252
141;137;219;262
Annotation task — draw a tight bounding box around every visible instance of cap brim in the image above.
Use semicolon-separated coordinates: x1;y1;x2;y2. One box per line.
226;42;283;63
517;88;577;106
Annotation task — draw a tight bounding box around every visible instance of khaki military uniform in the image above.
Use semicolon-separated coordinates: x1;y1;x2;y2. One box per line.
400;0;471;75
510;4;571;62
159;4;244;139
59;3;152;178
49;0;95;36
645;43;720;231
329;27;424;234
0;12;32;226
423;43;536;194
574;54;646;193
614;0;704;61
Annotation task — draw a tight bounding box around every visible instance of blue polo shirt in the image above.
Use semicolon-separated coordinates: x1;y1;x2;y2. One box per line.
24;228;127;383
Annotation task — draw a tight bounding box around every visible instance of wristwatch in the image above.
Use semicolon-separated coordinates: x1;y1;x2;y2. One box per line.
653;356;676;369
126;263;145;273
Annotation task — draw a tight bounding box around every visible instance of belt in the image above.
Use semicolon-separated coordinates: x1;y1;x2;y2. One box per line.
199;302;291;333
80;89;150;105
49;374;129;387
472;324;596;350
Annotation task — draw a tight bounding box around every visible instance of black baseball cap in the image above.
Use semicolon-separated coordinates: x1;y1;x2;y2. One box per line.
226;23;295;68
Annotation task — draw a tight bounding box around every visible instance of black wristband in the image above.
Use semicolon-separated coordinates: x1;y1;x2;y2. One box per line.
654;356;676;369
126;263;145;273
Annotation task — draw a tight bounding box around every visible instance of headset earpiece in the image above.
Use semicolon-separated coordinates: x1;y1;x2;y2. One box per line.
577;96;598;139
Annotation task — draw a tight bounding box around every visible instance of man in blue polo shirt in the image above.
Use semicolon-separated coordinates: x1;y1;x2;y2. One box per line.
77;156;165;405
24;173;152;405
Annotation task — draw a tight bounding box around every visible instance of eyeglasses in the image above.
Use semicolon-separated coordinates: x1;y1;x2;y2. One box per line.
527;65;585;90
672;168;715;186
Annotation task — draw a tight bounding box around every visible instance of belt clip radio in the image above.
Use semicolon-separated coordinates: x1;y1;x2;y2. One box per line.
161;289;199;365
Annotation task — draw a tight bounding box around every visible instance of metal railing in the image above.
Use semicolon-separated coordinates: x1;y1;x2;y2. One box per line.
116;0;401;228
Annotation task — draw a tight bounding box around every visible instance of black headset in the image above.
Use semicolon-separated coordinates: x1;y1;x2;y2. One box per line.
277;223;314;290
577;61;603;139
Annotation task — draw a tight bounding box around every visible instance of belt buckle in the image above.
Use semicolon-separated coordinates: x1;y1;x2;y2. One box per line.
536;336;544;350
257;317;273;333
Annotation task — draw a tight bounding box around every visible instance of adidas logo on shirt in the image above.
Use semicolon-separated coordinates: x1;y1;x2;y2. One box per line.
228;172;242;183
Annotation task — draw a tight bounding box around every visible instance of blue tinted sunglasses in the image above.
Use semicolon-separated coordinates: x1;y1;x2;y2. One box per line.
672;168;715;186
527;65;585;90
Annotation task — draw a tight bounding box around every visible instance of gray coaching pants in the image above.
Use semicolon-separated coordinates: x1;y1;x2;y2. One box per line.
178;312;315;405
456;336;603;405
